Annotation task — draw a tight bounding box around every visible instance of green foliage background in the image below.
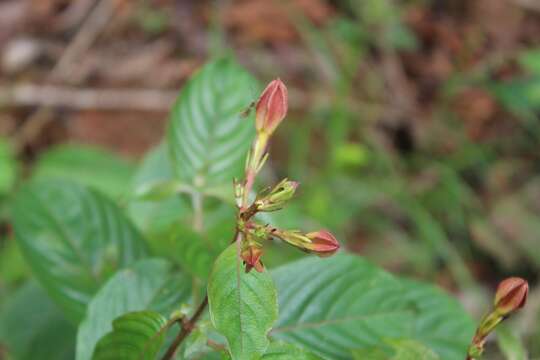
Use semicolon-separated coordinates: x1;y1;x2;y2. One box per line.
0;58;475;360
1;1;539;359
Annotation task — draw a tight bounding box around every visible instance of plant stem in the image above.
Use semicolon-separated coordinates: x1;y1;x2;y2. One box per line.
161;229;241;359
242;133;268;207
161;295;208;360
191;191;204;232
240;203;258;221
162;124;267;359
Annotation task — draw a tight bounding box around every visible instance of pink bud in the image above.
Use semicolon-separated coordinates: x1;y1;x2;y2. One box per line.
255;79;288;135
305;230;340;257
494;277;528;316
241;246;264;273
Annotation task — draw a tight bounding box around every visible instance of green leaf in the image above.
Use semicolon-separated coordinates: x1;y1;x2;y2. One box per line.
262;341;323;359
32;145;135;198
0;138;17;195
133;179;190;201
271;254;474;360
76;258;191;360
0;238;28;287
0;282;75;360
352;340;439;360
92;311;169;360
128;144;188;238
497;325;528;360
208;244;278;360
169;225;223;280
399;281;472;358
11;180;148;321
387;21;418;51
182;328;212;359
333;143;369;170
180;321;232;360
132;143;175;184
491;77;540;114
519;48;540;74
167;58;257;187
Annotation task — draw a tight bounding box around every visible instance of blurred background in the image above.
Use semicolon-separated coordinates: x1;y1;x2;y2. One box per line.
1;0;540;358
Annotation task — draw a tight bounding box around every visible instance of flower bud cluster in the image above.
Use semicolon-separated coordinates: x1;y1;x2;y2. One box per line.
235;79;340;273
240;80;288;208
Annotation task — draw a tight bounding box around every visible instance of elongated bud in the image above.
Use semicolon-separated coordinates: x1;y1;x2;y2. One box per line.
255;179;299;212
272;229;311;248
467;277;529;359
304;230;340;257
273;229;339;257
241;245;264;273
255;79;288;135
494;277;528;316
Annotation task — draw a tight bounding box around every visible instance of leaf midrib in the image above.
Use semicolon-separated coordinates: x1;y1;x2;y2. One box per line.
235;239;246;355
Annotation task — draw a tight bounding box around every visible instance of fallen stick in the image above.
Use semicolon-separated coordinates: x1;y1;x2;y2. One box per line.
0;84;177;111
11;0;120;153
513;0;540;13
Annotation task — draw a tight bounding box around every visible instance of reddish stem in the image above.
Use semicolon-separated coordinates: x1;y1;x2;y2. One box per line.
160;295;208;360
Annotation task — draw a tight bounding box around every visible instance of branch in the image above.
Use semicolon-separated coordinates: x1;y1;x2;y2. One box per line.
11;0;119;154
161;295;209;360
51;0;118;82
0;84;177;111
160;228;242;359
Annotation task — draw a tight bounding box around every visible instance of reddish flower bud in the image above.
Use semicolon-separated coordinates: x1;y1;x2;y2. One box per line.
255;79;288;135
494;277;528;316
304;230;340;257
241;245;264;273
